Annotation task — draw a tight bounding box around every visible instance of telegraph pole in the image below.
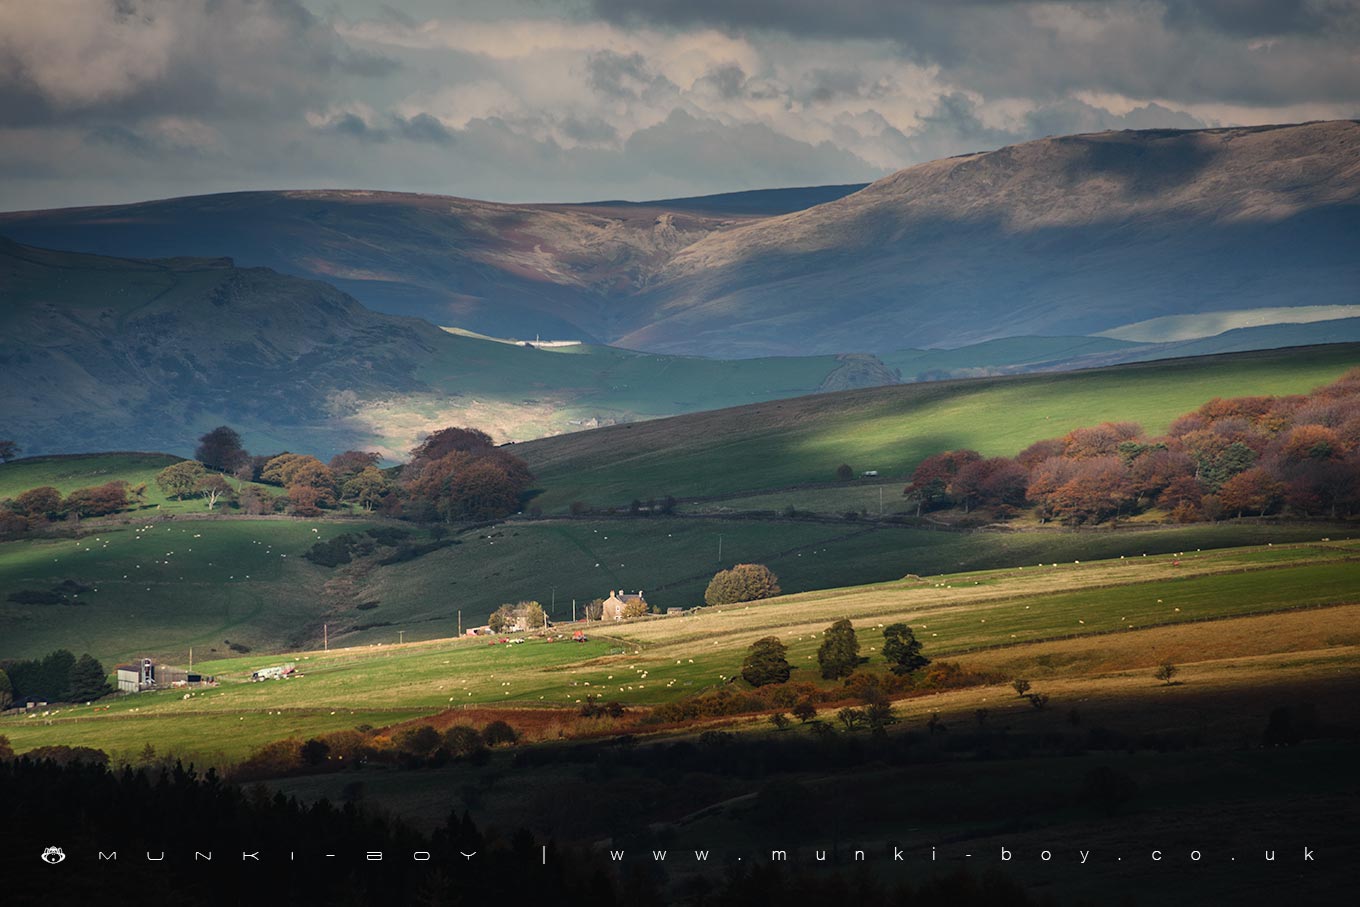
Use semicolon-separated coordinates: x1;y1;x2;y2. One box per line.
323;623;328;652
399;630;405;645
457;609;462;637
551;586;557;618
717;533;723;564
572;599;577;622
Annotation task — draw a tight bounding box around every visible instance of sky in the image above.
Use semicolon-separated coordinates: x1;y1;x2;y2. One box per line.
1;0;1357;210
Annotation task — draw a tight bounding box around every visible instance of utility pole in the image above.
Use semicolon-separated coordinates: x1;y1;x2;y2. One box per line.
879;486;884;517
717;533;723;564
399;630;405;645
457;609;462;637
189;647;192;672
323;623;328;652
572;598;576;622
551;586;557;618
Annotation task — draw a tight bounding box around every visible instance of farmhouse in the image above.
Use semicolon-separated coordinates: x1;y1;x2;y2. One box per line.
600;589;647;620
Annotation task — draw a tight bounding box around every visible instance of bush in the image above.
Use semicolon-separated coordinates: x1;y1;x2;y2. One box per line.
443;725;486;758
1012;678;1032;697
792;700;818;723
482;720;518;747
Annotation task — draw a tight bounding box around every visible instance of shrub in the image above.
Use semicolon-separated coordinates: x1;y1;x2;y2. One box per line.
482;720;518;747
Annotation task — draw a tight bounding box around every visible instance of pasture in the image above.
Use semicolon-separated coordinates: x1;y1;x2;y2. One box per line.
3;539;1354;764
2;508;1347;664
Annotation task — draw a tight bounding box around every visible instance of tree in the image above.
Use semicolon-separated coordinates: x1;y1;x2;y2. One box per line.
903;449;982;515
0;440;19;463
1218;467;1285;518
836;707;864;731
704;563;781;606
195;426;249;473
881;623;930;675
194;473;235;510
482;720;518;747
443;725;485;758
286;485;324;517
791;700;817;723
488;604;515;633
1012;678;1031;697
63;482;130;517
621;598;647;619
329;450;383;480
1154;663;1178;686
741;636;792;687
522;601;547;630
156;461;207;500
13;486;62;521
0;668;12;711
835;463;854;481
68;654;111;702
341;466;391;510
410;427;495;465
817;618;861;680
585;598;605;621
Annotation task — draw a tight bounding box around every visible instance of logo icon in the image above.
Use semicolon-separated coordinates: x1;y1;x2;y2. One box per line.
41;846;66;864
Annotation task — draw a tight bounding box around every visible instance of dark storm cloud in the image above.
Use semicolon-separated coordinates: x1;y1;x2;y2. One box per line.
585;49;675;99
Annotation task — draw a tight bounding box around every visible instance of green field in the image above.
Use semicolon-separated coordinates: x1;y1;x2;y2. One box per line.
0;452;281;515
3;539;1355;763
2;504;1347;665
516;344;1360;510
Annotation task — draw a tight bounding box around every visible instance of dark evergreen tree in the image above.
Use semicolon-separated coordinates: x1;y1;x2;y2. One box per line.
67;653;111;702
817;618;861;679
741;636;792;686
882;623;930;674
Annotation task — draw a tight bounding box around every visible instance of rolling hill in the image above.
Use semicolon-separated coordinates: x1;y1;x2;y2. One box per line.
0;239;896;457
515;343;1360;510
2;122;1356;356
627;121;1360;355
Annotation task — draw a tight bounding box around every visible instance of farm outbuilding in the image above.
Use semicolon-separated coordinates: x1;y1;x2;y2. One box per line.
115;659;210;692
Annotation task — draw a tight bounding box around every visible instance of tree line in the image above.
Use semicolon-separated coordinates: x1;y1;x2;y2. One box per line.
0;424;534;534
0;649;112;707
901;368;1360;525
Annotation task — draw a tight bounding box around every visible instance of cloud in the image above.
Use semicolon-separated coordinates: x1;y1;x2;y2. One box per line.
0;0;393;127
589;0;1360;108
0;2;1355;210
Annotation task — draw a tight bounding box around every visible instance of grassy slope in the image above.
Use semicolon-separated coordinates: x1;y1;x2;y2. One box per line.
518;344;1360;510
2;539;1355;763
0;453;281;515
2;509;1345;666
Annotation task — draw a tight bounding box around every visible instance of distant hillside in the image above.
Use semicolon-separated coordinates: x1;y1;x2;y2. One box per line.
623;121;1360;355
516;343;1360;510
0;240;895;457
3;122;1356;356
